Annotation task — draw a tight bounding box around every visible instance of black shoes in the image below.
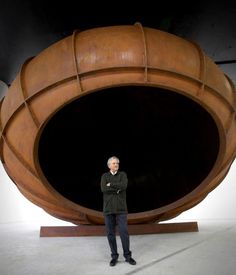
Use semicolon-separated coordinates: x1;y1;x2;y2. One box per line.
109;257;137;266
126;257;137;265
110;258;118;266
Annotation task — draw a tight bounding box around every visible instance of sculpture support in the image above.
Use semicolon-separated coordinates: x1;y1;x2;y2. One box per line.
40;222;199;237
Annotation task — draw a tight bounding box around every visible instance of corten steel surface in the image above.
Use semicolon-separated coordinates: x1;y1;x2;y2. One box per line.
40;222;199;237
0;24;236;225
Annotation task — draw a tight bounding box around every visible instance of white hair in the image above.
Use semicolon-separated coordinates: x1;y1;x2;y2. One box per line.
107;156;120;168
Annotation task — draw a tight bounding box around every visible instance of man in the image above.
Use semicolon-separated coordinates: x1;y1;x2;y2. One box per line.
101;156;136;267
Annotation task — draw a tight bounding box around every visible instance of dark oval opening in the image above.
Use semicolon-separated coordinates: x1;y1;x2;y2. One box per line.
38;86;220;213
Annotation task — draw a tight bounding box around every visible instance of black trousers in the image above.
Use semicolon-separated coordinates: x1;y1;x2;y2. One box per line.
104;213;131;260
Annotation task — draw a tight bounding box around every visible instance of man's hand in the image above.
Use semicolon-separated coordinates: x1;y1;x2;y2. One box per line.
106;183;111;187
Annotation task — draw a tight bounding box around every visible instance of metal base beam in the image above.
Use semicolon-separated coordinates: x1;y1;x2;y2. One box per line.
40;222;198;237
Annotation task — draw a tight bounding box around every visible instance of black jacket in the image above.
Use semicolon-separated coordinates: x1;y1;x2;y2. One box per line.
100;171;128;215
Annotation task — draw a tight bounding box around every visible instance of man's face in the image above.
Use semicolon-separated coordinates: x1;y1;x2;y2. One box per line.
109;159;119;172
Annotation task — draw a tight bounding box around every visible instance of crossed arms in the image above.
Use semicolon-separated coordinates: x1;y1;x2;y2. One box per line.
100;172;128;194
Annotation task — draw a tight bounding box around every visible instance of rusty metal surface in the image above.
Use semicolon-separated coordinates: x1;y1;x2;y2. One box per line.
0;25;236;225
40;222;199;237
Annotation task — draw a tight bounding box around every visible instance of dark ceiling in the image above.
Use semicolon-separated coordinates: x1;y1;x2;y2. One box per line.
0;0;236;92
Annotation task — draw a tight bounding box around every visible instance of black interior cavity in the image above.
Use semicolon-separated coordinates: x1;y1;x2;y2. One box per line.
38;86;219;213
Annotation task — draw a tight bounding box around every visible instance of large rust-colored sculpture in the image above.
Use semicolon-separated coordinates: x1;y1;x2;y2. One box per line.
0;24;236;225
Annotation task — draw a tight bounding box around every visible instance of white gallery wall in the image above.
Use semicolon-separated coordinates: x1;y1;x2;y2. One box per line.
0;159;236;225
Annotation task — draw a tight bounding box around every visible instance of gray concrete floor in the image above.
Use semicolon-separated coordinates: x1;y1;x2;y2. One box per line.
0;220;236;275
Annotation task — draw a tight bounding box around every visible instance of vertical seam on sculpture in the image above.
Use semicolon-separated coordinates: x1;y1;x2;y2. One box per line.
72;30;83;93
225;74;236;113
224;74;236;134
0;58;40;170
0;97;3;138
0;98;4;162
192;41;235;134
20;57;40;128
1;133;39;178
191;41;206;96
135;22;148;82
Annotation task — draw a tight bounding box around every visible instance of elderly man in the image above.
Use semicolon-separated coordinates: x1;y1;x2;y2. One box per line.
101;156;136;267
